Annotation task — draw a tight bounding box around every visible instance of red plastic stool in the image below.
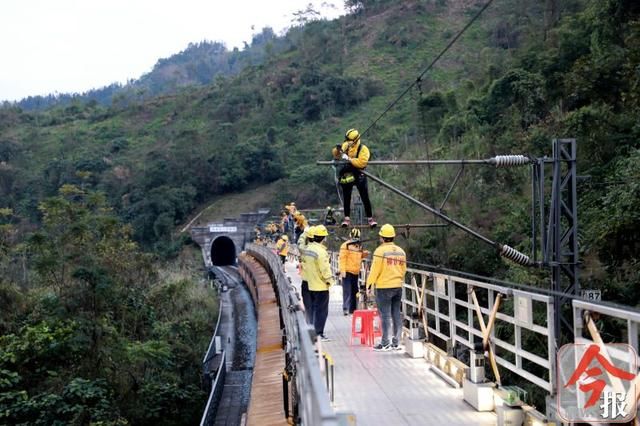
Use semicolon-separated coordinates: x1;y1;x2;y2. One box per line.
351;309;380;346
370;309;382;343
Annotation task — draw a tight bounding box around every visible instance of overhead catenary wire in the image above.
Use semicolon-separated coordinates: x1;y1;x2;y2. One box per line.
356;250;633;311
317;159;534;266
358;0;496;139
358;168;533;266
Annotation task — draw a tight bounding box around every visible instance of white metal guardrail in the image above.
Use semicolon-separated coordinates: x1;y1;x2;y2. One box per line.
403;268;556;392
200;350;226;426
573;299;640;354
246;244;341;426
328;251;556;393
292;245;640;420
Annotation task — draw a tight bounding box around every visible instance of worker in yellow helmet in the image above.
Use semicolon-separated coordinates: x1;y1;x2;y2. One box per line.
297;225;316;323
276;234;289;265
366;224;406;351
338;228;369;315
332;128;377;228
306;225;334;341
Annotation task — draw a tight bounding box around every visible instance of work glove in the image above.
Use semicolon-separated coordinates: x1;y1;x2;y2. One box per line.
341;153;349;161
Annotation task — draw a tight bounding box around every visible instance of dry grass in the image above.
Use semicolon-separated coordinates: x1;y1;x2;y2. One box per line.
182;181;281;229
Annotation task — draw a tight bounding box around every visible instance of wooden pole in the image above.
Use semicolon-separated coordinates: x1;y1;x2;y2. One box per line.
471;289;502;385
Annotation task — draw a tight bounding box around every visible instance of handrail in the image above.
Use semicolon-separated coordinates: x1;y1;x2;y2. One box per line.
329;251;556;394
199;277;226;426
573;299;640;361
202;287;224;368
245;243;340;425
200;350;227;426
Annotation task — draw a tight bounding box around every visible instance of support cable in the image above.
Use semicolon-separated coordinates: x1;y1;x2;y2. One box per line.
359;0;496;139
359;168;532;266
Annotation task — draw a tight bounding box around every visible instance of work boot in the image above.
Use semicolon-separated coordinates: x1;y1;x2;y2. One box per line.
341;216;350;227
367;217;377;228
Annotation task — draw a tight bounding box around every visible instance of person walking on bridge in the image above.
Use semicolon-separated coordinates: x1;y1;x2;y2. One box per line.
366;224;406;351
339;228;369;316
276;234;289;265
297;225;316;323
306;225;334;342
332;128;377;228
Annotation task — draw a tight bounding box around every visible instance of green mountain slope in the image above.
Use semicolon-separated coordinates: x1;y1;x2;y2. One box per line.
1;0;639;290
1;0;639;422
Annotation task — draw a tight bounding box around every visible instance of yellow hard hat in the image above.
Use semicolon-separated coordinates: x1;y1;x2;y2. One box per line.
349;228;361;240
314;225;329;237
345;128;360;142
282;235;288;240
307;226;317;238
379;224;395;238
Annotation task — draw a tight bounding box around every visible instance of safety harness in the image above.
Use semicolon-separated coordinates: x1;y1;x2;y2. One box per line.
339;143;363;184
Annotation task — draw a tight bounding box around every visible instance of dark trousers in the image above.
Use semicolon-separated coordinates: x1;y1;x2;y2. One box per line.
341;175;373;217
301;281;312;323
280;255;286;265
375;287;403;346
310;290;330;336
342;273;359;314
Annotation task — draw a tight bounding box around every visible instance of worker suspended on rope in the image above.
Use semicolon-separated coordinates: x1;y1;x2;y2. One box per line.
332;128;377;228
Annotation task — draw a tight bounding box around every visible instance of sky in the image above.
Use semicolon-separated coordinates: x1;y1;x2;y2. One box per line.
0;0;346;102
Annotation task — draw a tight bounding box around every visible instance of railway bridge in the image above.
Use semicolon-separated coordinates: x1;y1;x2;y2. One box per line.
197;240;640;425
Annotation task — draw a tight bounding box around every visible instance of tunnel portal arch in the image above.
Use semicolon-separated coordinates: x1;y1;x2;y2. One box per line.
211;236;237;266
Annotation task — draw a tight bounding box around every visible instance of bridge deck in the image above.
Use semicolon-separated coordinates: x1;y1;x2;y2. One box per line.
285;261;496;426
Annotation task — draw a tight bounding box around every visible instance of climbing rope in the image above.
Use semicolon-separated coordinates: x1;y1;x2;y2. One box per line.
359;0;496;139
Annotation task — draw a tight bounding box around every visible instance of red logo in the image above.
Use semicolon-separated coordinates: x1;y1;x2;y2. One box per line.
557;343;637;422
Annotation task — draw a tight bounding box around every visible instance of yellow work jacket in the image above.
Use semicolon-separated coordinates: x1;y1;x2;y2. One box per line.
297;229;313;282
306;242;334;291
339;240;367;275
276;238;289;256
366;242;406;289
331;140;370;170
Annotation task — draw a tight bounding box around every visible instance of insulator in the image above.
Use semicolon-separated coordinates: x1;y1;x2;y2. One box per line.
492;155;530;168
500;245;532;266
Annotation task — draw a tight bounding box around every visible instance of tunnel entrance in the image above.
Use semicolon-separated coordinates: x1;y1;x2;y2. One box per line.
211;236;237;266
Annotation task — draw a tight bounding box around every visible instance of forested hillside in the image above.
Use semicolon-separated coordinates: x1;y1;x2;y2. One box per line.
1;0;639;423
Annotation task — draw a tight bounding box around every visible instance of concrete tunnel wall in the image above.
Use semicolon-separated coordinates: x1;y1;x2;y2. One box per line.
210;236;238;266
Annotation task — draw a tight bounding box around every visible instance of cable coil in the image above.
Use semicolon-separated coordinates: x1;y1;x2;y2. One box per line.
492;155;530;168
500;245;532;266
